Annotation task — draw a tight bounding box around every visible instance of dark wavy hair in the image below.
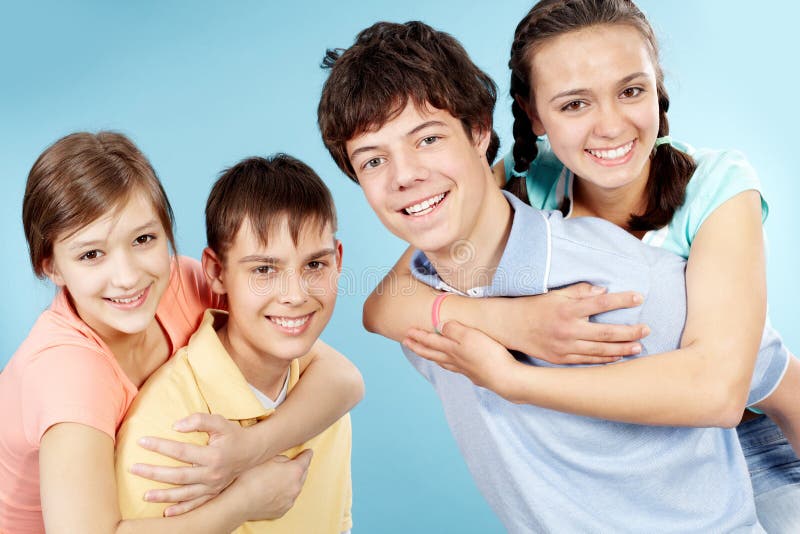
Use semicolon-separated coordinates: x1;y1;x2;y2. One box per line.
507;0;696;231
318;20;500;183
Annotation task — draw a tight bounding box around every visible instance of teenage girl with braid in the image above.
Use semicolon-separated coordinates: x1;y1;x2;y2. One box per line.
362;1;800;530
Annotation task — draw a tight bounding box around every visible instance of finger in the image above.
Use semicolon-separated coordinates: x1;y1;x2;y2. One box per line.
575;321;650;344
163;494;214;517
576;292;645;317
172;413;225;434
406;327;461;353
137;436;206;465
271;454;292;464
558;282;606;299
130;462;205;485
559;354;624;365
403;338;451;365
144;483;210;504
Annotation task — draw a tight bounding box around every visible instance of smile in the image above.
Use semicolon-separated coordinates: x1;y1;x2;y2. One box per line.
267;312;314;335
403;192;446;216
586;140;634;161
105;286;150;309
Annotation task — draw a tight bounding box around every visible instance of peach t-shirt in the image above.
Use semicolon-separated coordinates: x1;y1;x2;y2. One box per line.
0;256;220;534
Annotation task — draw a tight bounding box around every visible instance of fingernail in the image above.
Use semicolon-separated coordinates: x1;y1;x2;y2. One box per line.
632;293;644;304
144;491;153;502
138;437;151;447
641;326;651;337
631;344;642;354
173;420;188;431
130;464;143;475
590;286;606;295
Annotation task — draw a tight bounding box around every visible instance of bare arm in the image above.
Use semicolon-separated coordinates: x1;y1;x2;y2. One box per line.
407;191;767;427
39;423;309;534
364;248;647;364
133;340;363;514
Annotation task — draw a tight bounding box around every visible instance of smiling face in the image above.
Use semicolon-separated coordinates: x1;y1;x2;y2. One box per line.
346;102;492;256
527;24;661;195
208;216;342;365
44;193;172;342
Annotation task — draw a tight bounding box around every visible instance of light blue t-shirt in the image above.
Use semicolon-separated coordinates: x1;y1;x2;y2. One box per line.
405;192;767;532
504;139;789;405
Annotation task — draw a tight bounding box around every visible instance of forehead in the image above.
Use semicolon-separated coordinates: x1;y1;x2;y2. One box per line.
229;216;335;257
57;192;160;245
531;24;656;93
345;102;460;155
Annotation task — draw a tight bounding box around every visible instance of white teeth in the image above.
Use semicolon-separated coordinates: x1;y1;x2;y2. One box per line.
270;315;311;328
404;193;445;216
587;141;634;160
109;290;144;304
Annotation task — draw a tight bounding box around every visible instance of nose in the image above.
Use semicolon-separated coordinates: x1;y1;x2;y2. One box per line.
109;250;140;290
280;269;309;306
592;102;625;140
391;147;430;191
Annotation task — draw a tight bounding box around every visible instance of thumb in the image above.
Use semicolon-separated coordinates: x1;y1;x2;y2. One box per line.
292;449;314;471
439;320;466;339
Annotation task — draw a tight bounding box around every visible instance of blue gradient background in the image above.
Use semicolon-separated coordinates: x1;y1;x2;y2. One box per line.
1;2;797;532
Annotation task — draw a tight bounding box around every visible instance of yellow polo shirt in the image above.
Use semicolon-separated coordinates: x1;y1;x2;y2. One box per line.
115;310;352;533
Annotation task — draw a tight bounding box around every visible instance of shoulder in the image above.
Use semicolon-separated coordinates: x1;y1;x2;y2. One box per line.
658;142;768;251
18;343;131;445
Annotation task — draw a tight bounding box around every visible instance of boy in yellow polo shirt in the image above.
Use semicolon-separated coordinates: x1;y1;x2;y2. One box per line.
115;154;353;533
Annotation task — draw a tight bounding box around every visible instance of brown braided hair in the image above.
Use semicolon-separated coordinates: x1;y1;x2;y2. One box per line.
506;0;696;231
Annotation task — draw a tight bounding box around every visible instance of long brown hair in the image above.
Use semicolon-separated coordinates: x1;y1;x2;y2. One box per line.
507;0;696;231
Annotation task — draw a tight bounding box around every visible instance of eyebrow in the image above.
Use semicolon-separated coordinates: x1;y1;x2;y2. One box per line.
348;120;449;160
239;248;336;265
68;219;160;251
548;72;650;103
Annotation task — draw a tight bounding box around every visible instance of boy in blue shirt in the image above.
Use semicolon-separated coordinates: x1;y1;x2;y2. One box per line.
317;20;796;532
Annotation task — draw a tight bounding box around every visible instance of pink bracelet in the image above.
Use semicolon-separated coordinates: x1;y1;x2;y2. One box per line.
432;292;452;335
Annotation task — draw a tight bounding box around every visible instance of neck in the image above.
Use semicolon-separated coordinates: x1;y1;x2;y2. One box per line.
571;171;649;233
217;320;289;400
104;320;167;387
426;186;512;294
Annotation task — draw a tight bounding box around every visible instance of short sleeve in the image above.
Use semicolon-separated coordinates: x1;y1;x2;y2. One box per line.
20;346;126;446
681;149;769;247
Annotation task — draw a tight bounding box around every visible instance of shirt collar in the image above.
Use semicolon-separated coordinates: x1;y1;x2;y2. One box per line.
409;191;549;297
186;309;297;421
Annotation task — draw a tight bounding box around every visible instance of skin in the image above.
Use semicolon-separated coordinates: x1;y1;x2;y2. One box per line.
404;24;800;434
37;193;363;531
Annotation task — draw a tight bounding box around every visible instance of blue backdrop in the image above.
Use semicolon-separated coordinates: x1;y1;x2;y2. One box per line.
2;1;798;532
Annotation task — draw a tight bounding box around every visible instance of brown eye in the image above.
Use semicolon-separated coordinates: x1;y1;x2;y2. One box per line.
621;87;643;98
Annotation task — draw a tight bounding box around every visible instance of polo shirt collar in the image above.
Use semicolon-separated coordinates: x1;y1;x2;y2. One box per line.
409;191;549;297
186;309;273;421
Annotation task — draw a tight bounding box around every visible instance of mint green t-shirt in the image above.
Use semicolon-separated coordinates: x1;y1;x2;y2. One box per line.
503;138;769;260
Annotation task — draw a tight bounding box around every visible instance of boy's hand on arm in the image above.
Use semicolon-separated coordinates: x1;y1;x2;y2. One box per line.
132;414;254;516
474;283;647;364
404;321;520;396
231;449;313;521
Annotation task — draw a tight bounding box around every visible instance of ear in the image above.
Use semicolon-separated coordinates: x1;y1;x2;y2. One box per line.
334;240;343;273
201;247;227;295
41;257;65;287
514;94;546;137
472;125;492;158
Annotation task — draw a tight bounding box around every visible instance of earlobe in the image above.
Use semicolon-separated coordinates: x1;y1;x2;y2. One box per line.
42;258;65;287
201;247;227;295
514;94;546;136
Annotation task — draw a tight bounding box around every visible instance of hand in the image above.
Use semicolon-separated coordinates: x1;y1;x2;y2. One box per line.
234;449;313;521
404;321;518;393
499;283;649;364
131;413;254;516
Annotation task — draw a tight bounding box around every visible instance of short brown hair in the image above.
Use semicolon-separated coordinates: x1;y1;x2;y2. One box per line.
318;20;498;182
22;131;176;278
205;154;337;261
